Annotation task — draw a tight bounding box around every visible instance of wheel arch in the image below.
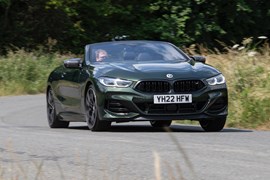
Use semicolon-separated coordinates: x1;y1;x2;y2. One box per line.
84;81;93;98
46;84;52;95
46;83;60;117
82;80;93;110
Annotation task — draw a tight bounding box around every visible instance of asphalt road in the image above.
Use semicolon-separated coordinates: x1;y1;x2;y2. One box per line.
0;94;270;180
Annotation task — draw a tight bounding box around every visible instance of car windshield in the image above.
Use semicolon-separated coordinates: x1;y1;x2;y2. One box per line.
91;41;188;63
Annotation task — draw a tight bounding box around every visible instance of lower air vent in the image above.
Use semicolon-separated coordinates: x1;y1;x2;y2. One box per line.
208;97;227;112
106;100;131;113
135;101;206;114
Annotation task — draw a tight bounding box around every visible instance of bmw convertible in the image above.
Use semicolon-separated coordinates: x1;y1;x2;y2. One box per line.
46;40;228;131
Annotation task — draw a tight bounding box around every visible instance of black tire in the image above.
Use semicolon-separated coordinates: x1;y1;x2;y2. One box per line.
47;88;69;128
85;86;111;131
150;120;172;128
199;117;226;132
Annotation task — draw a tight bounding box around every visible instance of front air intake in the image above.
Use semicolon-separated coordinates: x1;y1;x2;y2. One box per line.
135;81;170;93
106;100;131;113
173;80;205;92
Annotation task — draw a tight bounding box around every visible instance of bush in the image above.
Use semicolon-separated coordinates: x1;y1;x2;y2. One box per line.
204;39;270;129
0;49;72;95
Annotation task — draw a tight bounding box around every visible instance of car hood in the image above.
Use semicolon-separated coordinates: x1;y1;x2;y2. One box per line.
93;61;221;80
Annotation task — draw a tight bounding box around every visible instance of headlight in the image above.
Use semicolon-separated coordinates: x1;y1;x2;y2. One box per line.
206;74;226;85
98;77;132;87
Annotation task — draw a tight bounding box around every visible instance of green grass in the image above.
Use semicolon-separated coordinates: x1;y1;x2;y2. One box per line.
0;44;269;130
0;49;72;96
199;42;270;129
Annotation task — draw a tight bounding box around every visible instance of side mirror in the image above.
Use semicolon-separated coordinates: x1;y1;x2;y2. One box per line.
64;58;82;68
191;56;206;64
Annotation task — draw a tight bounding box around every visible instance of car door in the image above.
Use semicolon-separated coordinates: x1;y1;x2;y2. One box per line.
56;58;83;115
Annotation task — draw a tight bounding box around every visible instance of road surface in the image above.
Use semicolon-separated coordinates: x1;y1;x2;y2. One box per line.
0;94;269;180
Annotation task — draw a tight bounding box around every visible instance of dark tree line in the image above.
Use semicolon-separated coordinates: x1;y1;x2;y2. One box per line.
0;0;270;54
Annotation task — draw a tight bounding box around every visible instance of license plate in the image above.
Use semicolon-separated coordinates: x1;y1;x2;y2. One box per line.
153;94;192;104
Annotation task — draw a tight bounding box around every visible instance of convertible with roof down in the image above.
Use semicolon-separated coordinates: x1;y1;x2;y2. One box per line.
46;40;228;131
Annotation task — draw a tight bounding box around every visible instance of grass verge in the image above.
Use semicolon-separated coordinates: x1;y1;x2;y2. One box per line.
187;40;270;129
0;49;72;96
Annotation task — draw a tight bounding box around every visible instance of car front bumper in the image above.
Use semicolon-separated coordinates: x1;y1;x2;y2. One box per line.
94;82;228;122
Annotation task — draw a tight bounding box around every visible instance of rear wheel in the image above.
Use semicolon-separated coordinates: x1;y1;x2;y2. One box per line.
150;120;172;128
85;86;111;131
199;117;226;132
47;88;69;128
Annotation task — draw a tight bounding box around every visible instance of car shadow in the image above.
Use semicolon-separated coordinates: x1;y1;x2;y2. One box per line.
68;123;253;133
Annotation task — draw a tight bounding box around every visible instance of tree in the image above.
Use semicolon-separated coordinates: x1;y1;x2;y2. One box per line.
0;0;269;54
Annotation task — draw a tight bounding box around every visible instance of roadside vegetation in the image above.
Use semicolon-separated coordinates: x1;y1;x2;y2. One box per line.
0;49;71;95
187;37;270;129
0;38;269;130
1;1;269;54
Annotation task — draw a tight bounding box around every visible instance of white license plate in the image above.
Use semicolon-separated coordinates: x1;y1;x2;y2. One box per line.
153;94;192;104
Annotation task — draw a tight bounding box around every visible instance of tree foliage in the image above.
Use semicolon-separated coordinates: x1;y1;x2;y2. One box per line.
0;0;269;54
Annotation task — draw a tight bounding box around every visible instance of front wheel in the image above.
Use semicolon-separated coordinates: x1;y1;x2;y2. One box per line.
85;86;111;131
47;88;69;128
199;117;226;132
150;120;172;128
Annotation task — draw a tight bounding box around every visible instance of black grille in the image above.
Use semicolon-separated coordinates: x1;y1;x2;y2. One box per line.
135;81;170;93
173;80;205;92
135;101;206;114
135;80;204;93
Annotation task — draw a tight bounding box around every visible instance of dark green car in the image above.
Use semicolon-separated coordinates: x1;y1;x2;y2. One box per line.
47;40;228;131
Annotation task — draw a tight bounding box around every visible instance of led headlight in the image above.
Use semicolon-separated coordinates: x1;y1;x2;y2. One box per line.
98;77;132;87
206;74;226;85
